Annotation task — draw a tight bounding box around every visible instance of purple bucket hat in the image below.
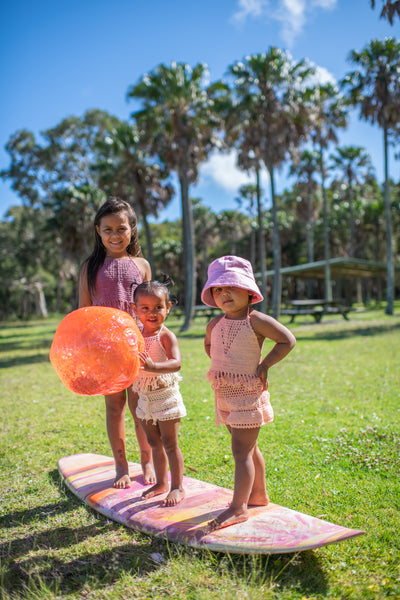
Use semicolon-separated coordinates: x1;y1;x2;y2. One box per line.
201;255;263;308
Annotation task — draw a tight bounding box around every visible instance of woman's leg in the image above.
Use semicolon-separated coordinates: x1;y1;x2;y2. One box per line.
140;419;169;499
105;390;130;488
158;419;185;506
127;387;155;484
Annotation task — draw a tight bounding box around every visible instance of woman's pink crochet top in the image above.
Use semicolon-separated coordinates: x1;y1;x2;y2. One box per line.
91;257;142;317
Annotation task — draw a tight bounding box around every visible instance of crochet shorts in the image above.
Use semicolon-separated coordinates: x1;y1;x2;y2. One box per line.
214;380;274;429
136;383;186;424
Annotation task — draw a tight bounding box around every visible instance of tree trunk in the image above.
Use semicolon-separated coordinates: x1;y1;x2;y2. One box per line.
348;182;355;258
319;147;332;301
306;182;314;298
137;196;154;270
34;282;48;317
256;167;267;313
383;126;394;315
269;167;281;319
179;170;195;332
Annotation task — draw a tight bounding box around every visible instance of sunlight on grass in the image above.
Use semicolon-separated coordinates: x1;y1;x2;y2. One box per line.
0;308;399;599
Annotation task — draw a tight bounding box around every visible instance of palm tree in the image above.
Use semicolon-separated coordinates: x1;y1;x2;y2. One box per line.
341;37;400;314
329;146;374;257
236;183;260;269
95;121;174;268
371;0;400;23
226;48;315;317
193;200;218;291
306;83;348;300
127;62;222;331
290;150;320;265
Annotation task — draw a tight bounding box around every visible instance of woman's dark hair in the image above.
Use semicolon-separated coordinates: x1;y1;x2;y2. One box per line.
133;275;175;305
84;197;141;296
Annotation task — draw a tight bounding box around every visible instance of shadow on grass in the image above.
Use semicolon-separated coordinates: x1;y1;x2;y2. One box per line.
1;536;164;596
0;335;54;350
294;321;400;342
0;353;51;369
2;533;328;599
0;499;75;530
1;469;327;598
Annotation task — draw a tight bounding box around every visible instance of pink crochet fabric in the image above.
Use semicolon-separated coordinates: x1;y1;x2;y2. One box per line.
208;314;274;429
133;330;186;424
91;257;142;317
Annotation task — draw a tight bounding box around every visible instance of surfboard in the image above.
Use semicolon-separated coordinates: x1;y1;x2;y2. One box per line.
58;453;364;555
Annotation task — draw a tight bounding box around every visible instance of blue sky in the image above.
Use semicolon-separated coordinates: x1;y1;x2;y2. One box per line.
0;0;398;221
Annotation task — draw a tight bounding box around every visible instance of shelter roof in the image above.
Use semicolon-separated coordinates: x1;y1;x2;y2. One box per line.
261;258;387;280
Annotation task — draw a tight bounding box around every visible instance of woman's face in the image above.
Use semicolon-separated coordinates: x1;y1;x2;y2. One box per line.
96;211;132;258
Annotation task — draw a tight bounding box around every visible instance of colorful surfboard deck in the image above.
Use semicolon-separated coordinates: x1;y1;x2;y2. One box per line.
58;453;364;555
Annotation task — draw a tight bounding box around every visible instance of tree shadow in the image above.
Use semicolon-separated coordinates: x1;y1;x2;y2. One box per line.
1;467;328;598
0;336;53;352
294;321;400;342
0;354;51;369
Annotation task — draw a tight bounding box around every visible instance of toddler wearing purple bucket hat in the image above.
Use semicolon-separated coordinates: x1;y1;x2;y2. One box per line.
201;255;296;533
201;255;263;308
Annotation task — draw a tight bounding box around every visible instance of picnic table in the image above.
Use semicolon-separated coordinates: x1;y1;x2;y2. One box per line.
171;305;221;320
281;299;352;323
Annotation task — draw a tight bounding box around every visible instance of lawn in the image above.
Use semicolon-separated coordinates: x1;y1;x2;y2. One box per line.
0;307;399;599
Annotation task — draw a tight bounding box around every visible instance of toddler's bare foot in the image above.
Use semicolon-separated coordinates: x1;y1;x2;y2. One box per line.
163;488;185;507
113;472;131;489
207;506;249;532
141;483;169;500
142;461;156;485
248;490;269;506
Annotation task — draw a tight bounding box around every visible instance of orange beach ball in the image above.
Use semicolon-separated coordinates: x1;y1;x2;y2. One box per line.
50;307;144;396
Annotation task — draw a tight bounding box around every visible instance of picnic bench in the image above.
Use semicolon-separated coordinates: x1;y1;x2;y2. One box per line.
171;305;221;320
281;299;352;323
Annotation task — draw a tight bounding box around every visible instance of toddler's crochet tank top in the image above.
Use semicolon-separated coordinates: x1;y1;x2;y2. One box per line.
133;329;186;423
91;257;142;317
208;313;273;429
133;330;181;393
208;313;263;385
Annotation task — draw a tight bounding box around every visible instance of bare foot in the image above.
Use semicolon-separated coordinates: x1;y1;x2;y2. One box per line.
206;506;249;532
141;482;169;500
113;472;131;489
248;490;269;506
142;461;156;485
163;488;185;507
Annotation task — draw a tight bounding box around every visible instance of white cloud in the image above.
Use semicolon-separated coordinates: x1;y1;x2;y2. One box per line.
308;64;337;86
231;0;338;47
231;0;269;24
199;150;269;194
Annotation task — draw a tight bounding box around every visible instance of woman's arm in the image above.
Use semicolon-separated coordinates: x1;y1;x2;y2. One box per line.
135;257;152;282
78;262;92;307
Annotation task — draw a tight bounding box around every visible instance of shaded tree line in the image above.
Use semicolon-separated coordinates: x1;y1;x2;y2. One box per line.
1;37;400;325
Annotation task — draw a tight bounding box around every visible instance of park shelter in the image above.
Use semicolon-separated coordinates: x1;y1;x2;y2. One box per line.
260;258;388;304
264;258;387;280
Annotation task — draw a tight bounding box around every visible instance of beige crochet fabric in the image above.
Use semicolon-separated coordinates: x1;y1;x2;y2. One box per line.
208;314;273;429
133;331;186;424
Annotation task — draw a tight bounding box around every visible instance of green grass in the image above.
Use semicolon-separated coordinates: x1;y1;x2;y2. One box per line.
1;307;399;599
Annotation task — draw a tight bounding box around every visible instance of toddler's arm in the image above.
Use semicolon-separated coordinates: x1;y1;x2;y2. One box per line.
204;315;222;357
251;311;296;388
140;327;181;373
